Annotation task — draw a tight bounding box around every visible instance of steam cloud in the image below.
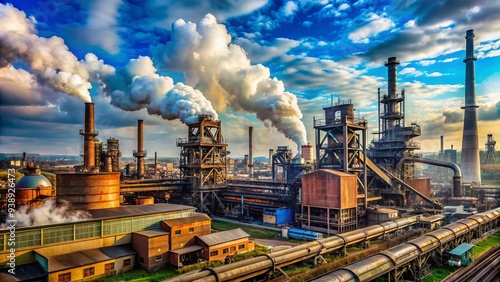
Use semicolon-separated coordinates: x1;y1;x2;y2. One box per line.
8;199;92;227
0;4;108;102
0;4;307;143
153;14;307;146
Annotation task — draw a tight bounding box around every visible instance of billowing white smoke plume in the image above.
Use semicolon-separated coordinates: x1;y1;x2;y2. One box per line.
0;4;113;102
8;199;92;227
98;55;218;123
153;14;307;146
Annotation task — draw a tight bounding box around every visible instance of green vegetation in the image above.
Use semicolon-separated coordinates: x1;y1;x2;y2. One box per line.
96;269;177;282
422;232;500;282
211;219;279;239
0;171;24;182
421;265;457;282
472;232;500;258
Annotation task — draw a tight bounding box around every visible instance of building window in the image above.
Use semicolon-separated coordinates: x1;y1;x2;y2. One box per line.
123;258;131;267
83;267;95;277
105;263;115;272
155;255;162;261
223;248;229;254
210;250;218;257
230;246;236;252
139;257;145;263
58;272;71;282
189;227;194;233
238;244;245;249
175;230;181;236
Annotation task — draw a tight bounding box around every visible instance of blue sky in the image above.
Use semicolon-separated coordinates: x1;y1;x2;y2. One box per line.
1;0;500;158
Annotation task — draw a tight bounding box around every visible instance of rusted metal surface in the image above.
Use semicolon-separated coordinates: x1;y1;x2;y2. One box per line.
302;169;357;209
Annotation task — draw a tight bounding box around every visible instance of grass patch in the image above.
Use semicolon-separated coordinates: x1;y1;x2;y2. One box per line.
211;220;279;239
421;231;500;282
421;265;456;282
96;269;177;282
472;232;500;258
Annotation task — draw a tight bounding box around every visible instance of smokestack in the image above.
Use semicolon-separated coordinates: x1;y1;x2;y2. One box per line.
440;136;444;160
80;103;98;169
22;152;26;167
248;126;253;178
301;144;312;161
460;29;481;185
154;151;158;177
385;57;400;131
134;119;146;179
269;149;274;165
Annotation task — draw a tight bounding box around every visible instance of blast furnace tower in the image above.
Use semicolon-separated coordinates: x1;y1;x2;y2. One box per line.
177;115;228;213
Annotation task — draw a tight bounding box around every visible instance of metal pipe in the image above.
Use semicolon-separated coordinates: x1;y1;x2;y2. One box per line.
164;216;420;282
154;151;158;176
268;149;273;165
397;157;462;197
249;126;253;178
460;29;481;185
440;135;444;160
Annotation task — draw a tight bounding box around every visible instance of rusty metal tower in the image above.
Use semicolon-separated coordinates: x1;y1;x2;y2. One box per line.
177;115;228;213
313;98;368;229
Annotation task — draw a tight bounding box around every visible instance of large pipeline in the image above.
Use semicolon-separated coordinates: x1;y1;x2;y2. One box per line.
397;157;462;197
163;216;420;282
314;207;500;282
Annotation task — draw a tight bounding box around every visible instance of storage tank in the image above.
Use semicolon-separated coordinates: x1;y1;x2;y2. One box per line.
15;174;53;206
56;172;120;210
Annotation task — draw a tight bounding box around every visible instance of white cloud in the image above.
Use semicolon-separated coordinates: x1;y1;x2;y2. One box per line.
303;20;313;27
419;60;436;66
234;37;300;63
400;67;423;77
339;3;350;11
348;13;395;43
427;72;443;77
440;57;459;63
281;1;298;17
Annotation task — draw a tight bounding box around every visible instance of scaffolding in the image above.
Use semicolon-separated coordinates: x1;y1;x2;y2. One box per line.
177;115;228;214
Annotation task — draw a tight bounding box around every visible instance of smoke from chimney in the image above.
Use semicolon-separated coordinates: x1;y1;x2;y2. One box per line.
460;29;481;184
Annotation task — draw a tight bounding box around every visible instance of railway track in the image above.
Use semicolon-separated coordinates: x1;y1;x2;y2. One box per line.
443;246;500;282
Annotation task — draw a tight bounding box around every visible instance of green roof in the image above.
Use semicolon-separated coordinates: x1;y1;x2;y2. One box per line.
449;243;474;256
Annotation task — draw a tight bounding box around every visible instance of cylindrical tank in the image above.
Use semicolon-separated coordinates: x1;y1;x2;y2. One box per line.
15;175;53;206
56;172;120;210
135;196;154;205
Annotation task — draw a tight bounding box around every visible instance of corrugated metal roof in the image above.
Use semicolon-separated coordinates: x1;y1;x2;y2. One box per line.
161;213;211;228
0;262;46;281
48;245;136;272
197;228;249;246
449;243;474;256
421;214;445;222
87;203;195;220
169;245;204;255
133;228;169;237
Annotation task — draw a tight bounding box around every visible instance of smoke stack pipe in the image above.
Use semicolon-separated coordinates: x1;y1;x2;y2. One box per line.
385;57;400;131
249;126;253;178
134;119;146;179
154;151;157;176
440;136;444;160
460;29;481;184
22;152;26;167
80;103;98;169
269;149;274;165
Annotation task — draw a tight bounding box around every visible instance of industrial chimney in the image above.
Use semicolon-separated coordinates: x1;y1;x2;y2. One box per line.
385;57;401;131
80;103;98;169
248;126;253;178
460;29;481;184
269;149;274;165
133;119;147;179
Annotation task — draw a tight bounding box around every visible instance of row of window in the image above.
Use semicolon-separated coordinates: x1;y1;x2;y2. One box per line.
57;261;123;282
174;227;195;236
210;244;246;257
2;210;196;250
